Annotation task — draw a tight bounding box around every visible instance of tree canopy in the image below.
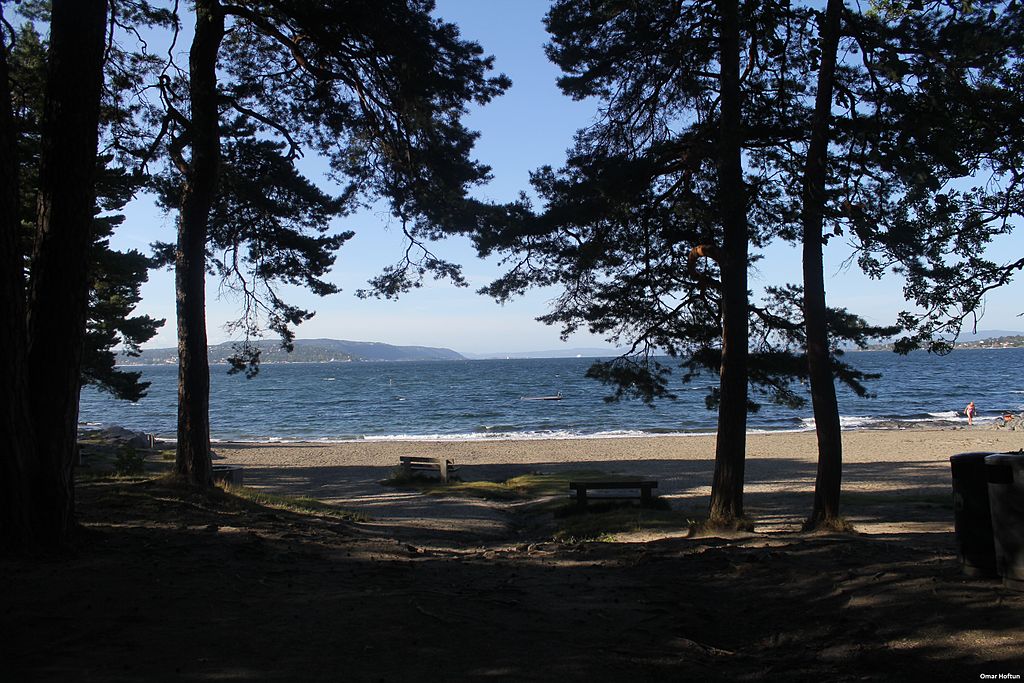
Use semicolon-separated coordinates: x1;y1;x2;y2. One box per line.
462;0;1023;524
8;16;164;403
140;0;511;483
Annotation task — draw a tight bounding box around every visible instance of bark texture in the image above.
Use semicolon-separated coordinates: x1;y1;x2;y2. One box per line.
0;11;36;550
25;0;109;547
175;0;224;486
802;0;844;528
708;0;750;525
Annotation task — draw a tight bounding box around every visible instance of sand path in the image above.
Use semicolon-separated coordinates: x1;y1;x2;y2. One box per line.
213;427;1023;543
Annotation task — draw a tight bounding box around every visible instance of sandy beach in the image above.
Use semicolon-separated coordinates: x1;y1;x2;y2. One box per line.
214;427;1023;537
216;426;1024;467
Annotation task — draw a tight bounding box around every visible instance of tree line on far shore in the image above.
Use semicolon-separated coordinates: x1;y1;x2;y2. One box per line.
1;0;1022;551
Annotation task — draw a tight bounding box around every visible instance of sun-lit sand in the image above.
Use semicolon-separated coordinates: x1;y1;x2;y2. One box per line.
215;426;1022;469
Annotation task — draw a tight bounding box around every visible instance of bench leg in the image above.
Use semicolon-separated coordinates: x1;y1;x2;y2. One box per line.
439;459;448;483
641;487;652;504
576;488;587;506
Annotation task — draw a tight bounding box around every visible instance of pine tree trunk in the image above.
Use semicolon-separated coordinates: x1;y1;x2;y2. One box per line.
0;10;37;550
175;0;224;486
25;0;108;547
709;0;749;526
802;0;844;528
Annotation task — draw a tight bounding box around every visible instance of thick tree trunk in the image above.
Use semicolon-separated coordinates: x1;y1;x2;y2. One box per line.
802;0;844;529
0;11;37;550
175;0;224;486
25;0;108;547
708;0;749;526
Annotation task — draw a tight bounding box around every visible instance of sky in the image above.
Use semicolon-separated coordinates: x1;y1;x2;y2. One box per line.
110;0;1024;355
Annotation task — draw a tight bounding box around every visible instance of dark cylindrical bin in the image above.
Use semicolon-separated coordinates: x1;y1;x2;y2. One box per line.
985;453;1024;591
949;452;997;577
212;464;244;487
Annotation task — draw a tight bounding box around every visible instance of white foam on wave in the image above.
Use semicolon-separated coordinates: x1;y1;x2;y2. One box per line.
927;411;960;419
800;415;885;430
216;428;832;444
364;430;655;443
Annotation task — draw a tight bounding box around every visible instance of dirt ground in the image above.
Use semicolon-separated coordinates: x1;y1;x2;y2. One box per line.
4;447;1024;682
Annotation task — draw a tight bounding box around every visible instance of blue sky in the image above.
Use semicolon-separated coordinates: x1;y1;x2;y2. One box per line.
110;0;1023;354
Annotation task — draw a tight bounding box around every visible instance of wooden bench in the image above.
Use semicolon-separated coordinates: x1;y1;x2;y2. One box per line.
399;456;458;483
569;480;658;506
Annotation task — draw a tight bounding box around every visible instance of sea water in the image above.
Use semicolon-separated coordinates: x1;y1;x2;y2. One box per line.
78;348;1024;442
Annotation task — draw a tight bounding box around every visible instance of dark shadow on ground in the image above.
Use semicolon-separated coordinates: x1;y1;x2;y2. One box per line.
227;456;958;543
4;478;1021;682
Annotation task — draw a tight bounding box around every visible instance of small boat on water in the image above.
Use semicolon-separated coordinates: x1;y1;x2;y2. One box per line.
521;391;563;401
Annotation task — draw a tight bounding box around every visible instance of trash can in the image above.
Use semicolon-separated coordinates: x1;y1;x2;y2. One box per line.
212;464;244;487
949;452;997;577
985;453;1024;591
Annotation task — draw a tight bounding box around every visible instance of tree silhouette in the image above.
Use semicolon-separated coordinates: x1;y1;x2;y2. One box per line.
145;0;509;485
465;0;1022;528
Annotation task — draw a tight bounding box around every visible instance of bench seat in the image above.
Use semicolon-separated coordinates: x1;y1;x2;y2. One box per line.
399;456;458;483
568;480;658;505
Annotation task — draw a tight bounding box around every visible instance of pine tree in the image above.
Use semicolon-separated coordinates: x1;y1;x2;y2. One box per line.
0;0;167;549
465;0;1022;529
0;2;36;550
25;0;109;546
9;24;164;403
795;0;1024;527
469;0;825;527
146;0;509;485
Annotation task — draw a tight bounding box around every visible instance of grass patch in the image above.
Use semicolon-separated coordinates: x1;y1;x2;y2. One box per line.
552;502;696;543
114;446;147;476
78;439;173;478
689;516;756;535
802;516;856;534
222;484;367;522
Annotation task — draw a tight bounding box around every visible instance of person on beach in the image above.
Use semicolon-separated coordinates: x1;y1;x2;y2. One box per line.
964;401;977;425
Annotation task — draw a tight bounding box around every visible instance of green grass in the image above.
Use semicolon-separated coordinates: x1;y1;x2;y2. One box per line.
222;484;368;522
552;502;698;543
78;438;173;477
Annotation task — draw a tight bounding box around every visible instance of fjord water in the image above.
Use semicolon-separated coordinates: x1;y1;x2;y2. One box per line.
79;348;1024;442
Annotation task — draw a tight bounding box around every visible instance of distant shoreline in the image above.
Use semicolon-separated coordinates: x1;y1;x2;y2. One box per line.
118;342;1024;366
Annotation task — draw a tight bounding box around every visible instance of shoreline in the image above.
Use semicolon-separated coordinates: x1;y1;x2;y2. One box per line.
212;426;1024;471
191;420;1009;447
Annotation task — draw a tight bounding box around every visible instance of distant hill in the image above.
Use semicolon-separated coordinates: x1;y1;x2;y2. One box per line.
862;331;1024;351
957;329;1024;342
947;334;1024;349
122;339;465;365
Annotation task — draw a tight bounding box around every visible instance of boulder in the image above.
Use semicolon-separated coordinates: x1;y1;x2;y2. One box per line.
96;426;155;449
